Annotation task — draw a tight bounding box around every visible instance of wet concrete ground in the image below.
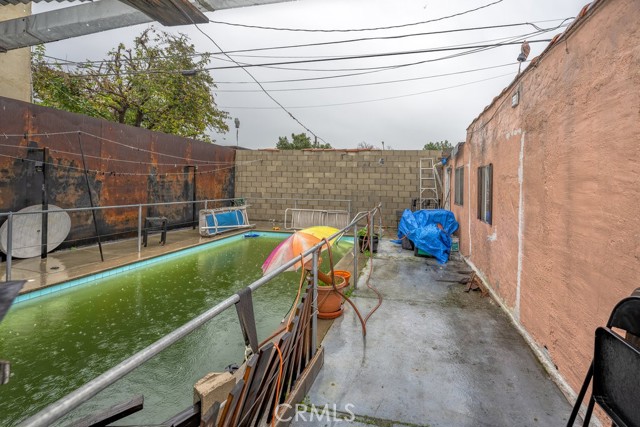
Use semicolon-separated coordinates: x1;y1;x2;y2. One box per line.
1;226;576;426
292;239;574;427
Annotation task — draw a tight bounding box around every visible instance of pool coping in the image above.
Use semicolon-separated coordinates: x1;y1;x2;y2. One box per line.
12;229;354;305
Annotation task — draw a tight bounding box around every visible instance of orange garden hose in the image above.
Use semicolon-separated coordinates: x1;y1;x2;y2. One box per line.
268;216;385;422
271;342;284;427
361;212;384;324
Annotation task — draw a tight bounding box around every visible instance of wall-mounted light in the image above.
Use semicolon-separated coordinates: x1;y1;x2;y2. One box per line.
517;41;530;73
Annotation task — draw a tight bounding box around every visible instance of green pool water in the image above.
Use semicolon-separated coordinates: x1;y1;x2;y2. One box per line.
0;234;352;426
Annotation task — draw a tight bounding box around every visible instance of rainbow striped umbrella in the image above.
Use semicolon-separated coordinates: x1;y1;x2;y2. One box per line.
261;226;339;275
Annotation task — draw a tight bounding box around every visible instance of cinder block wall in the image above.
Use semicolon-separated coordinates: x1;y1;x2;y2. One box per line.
235;149;442;230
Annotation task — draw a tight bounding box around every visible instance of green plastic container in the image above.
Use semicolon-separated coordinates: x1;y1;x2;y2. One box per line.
451;237;460;252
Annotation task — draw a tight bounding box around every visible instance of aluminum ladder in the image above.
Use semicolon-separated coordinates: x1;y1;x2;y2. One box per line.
419;158;440;209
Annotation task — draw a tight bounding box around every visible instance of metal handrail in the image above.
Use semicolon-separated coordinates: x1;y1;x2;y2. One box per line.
19;204;381;427
243;196;352;221
0;198;246;280
0;198;244;218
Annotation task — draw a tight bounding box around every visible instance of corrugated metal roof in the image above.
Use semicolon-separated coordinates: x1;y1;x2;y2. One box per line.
0;0;293;51
0;0;86;5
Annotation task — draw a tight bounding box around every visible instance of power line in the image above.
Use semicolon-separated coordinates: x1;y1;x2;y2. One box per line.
217;19;571;56
212;62;519;93
0;132;234;166
172;2;329;145
41;19;572;67
208;0;505;33
0;152;249;177
62;39;551;78
235;28;553;73
203;40;552;71
220;72;515;110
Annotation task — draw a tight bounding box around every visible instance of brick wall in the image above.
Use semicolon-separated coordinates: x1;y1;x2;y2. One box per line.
236;149;442;230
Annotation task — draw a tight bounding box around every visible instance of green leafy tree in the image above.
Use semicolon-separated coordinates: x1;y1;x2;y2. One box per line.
423;140;453;151
31;28;229;142
276;132;332;149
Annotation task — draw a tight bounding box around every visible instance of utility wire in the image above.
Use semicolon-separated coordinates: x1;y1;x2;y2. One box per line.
173;2;329;145
40;19;572;67
208;0;505;33
215;19;571;56
204;40;552;71
222;27;553;73
62;39;551;78
0;131;235;166
212;62;519;93
220;72;514;110
0;152;249;176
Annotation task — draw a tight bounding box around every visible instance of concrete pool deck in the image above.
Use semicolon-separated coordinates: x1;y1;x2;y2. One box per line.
292;239;575;427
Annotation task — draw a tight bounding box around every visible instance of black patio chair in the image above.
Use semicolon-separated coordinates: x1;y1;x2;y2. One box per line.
566;294;640;426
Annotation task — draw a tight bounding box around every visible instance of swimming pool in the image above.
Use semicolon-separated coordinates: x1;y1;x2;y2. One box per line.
0;233;352;426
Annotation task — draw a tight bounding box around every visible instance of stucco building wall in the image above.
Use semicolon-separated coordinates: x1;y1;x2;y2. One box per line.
0;4;32;102
235;149;441;229
448;0;640;409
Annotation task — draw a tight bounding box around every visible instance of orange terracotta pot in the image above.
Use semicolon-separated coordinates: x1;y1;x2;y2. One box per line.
333;270;351;286
317;276;348;319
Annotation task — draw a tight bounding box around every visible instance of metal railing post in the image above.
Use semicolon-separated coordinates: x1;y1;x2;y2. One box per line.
352;223;358;290
137;205;142;254
312;250;319;353
6;213;12;281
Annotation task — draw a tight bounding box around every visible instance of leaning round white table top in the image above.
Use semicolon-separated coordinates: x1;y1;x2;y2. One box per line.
0;204;71;259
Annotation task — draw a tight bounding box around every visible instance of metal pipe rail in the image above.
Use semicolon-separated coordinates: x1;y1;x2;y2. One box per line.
19;204;381;427
243;196;352;222
0;198;245;280
0;198;244;218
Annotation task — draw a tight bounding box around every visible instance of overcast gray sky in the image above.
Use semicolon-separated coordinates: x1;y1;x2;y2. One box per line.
35;0;588;150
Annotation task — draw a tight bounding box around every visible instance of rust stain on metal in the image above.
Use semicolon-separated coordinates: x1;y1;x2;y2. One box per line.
0;96;236;247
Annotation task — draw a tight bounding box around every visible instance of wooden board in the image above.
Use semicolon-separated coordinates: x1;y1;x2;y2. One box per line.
0;204;71;258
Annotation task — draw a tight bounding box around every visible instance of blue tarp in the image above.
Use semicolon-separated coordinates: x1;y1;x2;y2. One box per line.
397;209;459;264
